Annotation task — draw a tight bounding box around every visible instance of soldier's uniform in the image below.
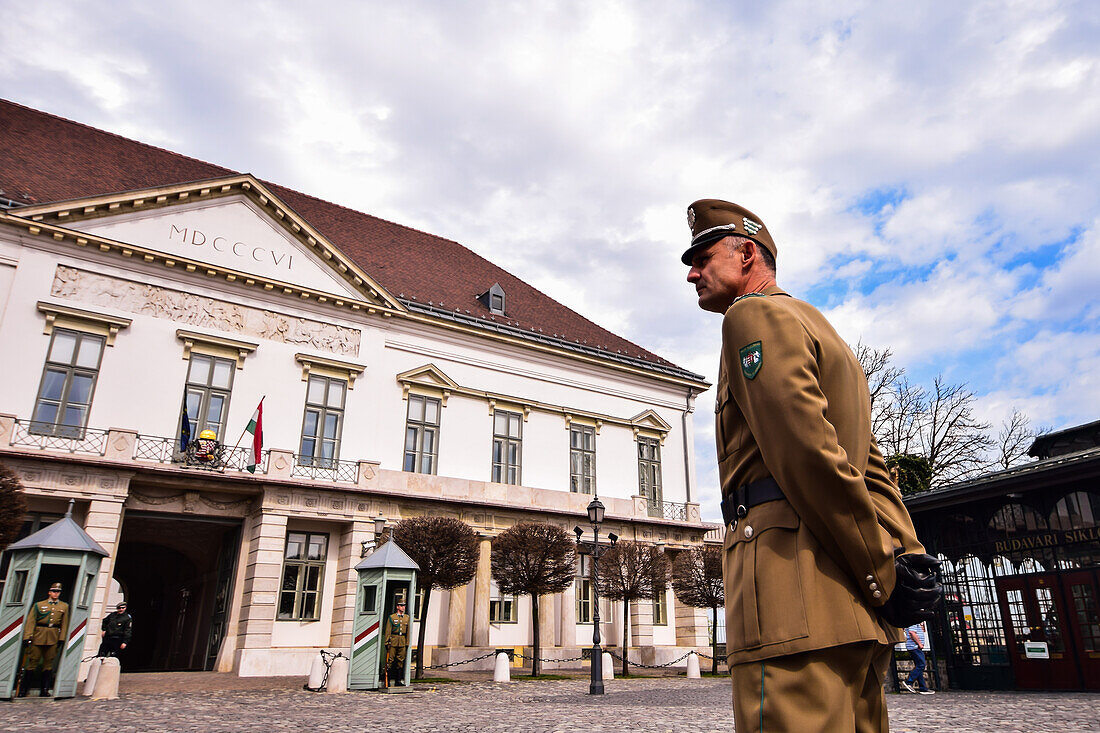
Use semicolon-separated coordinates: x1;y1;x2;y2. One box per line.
98;602;133;658
20;583;70;697
684;200;927;732
382;602;411;686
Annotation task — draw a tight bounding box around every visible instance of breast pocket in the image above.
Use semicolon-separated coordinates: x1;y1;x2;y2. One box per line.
723;502;810;652
714;382;748;462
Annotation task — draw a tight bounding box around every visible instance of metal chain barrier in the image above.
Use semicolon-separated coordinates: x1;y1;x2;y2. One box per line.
511;652;588;664
604;649;694;669
422;650;498;670
696;651;727;662
303;650;346;692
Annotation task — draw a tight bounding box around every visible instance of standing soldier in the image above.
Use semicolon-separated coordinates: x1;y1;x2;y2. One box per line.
683;200;941;731
382;598;411;687
98;601;133;659
19;582;69;697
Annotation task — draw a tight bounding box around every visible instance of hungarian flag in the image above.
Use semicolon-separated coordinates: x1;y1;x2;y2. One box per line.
245;399;263;473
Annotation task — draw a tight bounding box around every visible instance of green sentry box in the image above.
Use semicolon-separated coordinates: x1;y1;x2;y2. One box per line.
348;540;419;690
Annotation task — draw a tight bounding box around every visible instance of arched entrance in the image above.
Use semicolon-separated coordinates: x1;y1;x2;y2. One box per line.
112;512;241;671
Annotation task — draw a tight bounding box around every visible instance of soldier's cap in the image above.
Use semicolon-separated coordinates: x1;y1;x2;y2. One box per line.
49;583;62;591
116;602;127;609
682;199;777;265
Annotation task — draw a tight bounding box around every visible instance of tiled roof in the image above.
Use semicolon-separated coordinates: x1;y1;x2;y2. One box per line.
0;99;700;382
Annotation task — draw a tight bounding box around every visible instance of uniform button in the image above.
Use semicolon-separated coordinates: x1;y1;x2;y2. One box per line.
869;582;878;591
865;575;874;582
872;590;882;599
743;525;753;539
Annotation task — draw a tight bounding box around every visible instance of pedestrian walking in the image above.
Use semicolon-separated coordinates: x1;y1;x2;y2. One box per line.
901;622;935;694
98;601;133;658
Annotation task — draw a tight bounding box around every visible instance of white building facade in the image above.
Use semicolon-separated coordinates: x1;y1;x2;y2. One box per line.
0;101;714;677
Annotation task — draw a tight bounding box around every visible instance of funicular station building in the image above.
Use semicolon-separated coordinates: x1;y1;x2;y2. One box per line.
906;420;1100;691
0;100;715;678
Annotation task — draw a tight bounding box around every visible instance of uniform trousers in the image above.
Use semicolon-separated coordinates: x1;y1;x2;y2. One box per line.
22;642;61;672
731;641;892;733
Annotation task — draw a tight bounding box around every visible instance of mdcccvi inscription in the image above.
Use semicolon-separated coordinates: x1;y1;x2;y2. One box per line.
50;265;360;356
168;224;294;271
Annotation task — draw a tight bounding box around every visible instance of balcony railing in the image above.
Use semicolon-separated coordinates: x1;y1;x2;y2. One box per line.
133;435;268;474
10;419;108;456
648;498;688;522
292;454;358;483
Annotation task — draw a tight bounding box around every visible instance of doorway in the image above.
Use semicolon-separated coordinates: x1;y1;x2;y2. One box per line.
996;569;1100;690
112;512;241;671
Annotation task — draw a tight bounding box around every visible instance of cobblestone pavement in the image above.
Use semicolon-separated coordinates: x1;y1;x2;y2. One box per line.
1;674;1097;732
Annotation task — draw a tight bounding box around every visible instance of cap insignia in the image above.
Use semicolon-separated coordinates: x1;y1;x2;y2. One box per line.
686;207;696;230
743;218;762;235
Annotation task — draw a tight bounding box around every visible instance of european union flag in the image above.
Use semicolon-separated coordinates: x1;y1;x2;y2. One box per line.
179;407;192;452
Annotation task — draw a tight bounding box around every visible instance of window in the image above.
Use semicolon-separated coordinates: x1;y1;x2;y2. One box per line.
79;572;96;609
413;587;424;622
31;328;104;437
182;354;235;440
576;554;593;623
403;395;440;474
7;570;28;605
489;583;518;623
492;410;522;485
299;375;345;467
653;591;668;626
359;585;378;615
637;436;663;506
569;425;596;494
278;532;328;621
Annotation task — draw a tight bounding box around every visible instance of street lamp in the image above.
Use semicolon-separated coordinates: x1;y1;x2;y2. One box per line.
576;496;616;695
360;511;387;557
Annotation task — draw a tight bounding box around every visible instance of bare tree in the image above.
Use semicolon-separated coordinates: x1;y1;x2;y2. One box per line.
392;516;480;679
596;541;671;677
0;462;27;552
853;341;904;438
670;546;724;674
994;409;1037;470
490;522;575;676
879;377;927;458
919;376;994;486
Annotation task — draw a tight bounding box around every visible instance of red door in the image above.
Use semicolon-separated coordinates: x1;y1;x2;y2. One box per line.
1060;569;1100;691
996;573;1079;689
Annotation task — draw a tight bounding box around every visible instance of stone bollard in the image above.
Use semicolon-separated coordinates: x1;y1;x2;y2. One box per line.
326;655;349;693
602;652;614;680
82;657;102;696
307;652;327;690
91;657;120;700
686;651;701;679
493;651;511;683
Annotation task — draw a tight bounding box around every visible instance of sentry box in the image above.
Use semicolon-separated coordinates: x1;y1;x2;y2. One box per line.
0;501;108;700
348;539;419;691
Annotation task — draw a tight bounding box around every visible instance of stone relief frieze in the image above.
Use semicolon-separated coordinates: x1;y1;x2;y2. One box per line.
51;266;360;356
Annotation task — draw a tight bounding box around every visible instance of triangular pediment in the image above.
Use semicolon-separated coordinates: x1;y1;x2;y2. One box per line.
396;363;460;391
11;175;402;310
630;409;672;433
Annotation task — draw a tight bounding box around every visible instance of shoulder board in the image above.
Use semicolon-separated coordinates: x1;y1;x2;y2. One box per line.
725;292;768;313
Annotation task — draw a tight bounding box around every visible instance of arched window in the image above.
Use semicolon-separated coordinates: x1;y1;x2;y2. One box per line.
989;503;1047;533
1048;491;1100;531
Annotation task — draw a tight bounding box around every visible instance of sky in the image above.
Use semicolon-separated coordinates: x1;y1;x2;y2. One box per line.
2;1;1098;522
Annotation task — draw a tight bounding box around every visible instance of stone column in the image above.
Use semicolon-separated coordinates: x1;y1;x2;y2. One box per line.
80;497;127;663
329;519;373;649
447;584;469;647
630;600;654;647
235;511;288;665
673;595;710;647
470;536;492;647
538;593;555;650
559;581;576;648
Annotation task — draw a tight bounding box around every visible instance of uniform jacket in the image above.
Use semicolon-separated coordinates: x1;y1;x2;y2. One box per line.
716;285;924;664
22;598;70;646
102;611;133;643
383;612;410;648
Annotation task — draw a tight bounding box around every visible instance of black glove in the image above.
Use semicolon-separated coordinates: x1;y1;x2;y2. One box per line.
877;551;943;628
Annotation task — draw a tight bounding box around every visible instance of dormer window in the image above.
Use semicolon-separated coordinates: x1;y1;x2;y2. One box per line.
477;283;506;315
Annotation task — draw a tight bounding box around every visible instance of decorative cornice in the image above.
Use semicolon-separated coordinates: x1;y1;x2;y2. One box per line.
176;329;258;369
36;301;131;346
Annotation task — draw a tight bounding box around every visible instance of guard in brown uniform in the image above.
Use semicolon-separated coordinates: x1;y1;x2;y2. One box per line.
382;600;411;686
683;199;941;732
19;582;70;697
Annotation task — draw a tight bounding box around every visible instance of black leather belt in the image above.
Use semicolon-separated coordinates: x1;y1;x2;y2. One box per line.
720;476;785;527
37;624;59;629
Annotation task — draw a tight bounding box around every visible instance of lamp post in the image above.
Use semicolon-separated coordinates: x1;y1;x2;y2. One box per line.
574;497;617;695
361;512;387;558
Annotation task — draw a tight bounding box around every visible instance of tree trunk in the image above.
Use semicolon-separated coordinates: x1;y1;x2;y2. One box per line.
531;593;540;677
415;585;432;679
710;604;718;675
621;599;630;677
